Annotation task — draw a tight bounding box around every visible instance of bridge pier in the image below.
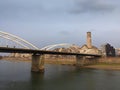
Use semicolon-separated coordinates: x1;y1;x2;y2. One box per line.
76;55;100;67
76;55;86;67
31;54;45;73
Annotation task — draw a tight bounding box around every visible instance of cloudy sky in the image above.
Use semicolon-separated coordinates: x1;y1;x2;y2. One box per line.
0;0;120;48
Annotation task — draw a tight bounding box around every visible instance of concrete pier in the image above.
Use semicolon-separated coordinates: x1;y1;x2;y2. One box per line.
76;55;100;67
76;55;86;67
31;54;45;73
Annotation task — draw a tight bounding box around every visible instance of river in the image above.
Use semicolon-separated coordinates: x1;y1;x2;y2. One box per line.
0;60;120;90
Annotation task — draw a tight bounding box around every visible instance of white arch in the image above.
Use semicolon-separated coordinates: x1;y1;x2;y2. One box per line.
0;31;39;49
40;43;74;50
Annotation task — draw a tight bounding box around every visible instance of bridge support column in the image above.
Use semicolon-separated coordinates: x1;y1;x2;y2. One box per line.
76;55;86;67
31;54;45;73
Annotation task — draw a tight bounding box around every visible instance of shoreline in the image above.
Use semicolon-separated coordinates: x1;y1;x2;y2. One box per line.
0;57;76;65
83;63;120;70
2;57;120;70
2;59;120;70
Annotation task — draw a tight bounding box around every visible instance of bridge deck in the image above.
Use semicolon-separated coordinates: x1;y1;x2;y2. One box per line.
0;47;101;57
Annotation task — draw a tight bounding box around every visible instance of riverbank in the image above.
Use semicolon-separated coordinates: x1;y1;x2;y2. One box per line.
2;56;120;70
1;57;31;62
1;57;76;65
84;63;120;70
83;57;120;70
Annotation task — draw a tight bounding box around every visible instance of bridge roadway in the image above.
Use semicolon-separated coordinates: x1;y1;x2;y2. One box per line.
0;47;101;73
0;47;101;57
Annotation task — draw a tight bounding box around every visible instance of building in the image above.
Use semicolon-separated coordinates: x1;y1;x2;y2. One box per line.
80;32;101;54
101;43;116;57
115;48;120;56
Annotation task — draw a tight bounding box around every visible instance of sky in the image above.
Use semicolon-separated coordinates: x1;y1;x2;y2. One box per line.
0;0;120;48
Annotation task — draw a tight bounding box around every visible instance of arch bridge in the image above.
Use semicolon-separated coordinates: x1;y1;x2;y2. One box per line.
0;31;80;51
0;31;101;73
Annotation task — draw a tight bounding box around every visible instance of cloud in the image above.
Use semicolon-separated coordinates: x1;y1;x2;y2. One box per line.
69;0;115;14
0;0;119;23
0;0;117;17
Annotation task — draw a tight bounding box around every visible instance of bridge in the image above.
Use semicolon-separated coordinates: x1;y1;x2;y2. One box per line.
0;31;101;73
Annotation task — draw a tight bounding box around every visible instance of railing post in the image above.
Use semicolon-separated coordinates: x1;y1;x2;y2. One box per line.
76;55;86;67
31;54;45;73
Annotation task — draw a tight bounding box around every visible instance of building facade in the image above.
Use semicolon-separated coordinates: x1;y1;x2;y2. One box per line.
101;43;116;57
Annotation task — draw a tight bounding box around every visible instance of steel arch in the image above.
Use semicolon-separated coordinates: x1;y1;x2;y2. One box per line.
0;31;39;49
40;43;74;50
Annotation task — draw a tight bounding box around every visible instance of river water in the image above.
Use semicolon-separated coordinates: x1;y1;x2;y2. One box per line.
0;60;120;90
